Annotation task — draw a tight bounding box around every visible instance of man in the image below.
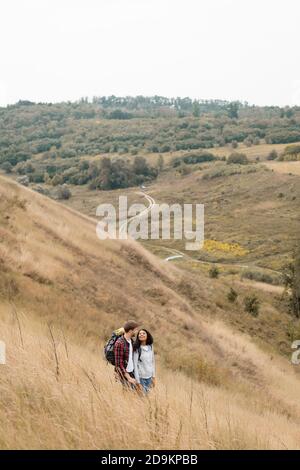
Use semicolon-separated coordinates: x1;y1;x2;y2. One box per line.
114;320;139;388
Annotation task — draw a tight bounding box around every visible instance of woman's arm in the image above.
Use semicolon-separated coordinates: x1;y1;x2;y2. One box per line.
133;351;140;384
152;346;156;378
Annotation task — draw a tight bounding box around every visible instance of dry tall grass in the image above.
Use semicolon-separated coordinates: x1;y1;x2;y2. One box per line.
1;302;300;450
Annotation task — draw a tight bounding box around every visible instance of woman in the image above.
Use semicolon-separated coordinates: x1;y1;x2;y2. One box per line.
133;329;156;394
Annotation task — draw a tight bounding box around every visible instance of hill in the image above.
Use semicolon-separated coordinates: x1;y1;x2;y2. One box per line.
1;175;300;449
1;97;300;192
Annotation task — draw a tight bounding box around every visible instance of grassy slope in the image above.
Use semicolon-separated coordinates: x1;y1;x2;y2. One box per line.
81;140;300;166
1;175;300;449
26;140;300;173
147;163;300;269
265;161;300;176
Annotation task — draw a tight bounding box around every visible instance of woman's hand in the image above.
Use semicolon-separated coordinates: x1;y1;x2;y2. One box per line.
128;376;137;385
125;373;137;385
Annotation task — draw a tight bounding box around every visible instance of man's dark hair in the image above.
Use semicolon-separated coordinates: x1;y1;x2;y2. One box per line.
124;320;139;333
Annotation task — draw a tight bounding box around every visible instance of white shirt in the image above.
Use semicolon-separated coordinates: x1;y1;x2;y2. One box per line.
126;338;134;373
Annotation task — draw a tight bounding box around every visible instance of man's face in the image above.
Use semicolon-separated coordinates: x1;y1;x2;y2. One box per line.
132;327;139;338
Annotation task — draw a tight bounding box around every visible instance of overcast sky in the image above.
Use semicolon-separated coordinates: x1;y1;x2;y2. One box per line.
1;0;300;107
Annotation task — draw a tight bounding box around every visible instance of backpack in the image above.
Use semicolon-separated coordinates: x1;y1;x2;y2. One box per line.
104;327;124;365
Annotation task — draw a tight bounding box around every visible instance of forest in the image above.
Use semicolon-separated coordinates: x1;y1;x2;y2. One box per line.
0;97;300;190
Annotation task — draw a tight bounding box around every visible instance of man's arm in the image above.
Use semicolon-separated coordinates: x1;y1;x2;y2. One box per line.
114;339;126;375
115;338;137;385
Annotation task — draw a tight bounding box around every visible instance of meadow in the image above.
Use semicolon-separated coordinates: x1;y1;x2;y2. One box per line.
0;175;300;449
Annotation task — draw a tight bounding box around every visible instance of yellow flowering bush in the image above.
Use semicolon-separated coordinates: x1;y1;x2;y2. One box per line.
203;239;249;257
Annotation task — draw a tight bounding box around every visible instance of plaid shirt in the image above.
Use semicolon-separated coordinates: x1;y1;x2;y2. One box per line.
114;335;132;376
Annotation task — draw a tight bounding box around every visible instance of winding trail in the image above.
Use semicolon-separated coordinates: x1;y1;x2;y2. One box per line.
119;191;155;237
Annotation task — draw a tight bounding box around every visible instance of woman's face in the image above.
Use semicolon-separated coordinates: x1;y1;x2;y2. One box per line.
138;330;148;342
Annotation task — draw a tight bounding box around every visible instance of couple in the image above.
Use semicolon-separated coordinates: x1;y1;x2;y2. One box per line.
114;320;156;394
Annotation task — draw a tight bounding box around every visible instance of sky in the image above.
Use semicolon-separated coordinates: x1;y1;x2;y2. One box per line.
1;0;300;107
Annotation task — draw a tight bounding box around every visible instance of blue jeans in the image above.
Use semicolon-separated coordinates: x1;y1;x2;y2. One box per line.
140;377;152;394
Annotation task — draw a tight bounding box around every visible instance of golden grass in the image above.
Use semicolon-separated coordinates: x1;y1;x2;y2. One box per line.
208;142;300;160
2;302;300;450
237;279;285;295
265;161;300;176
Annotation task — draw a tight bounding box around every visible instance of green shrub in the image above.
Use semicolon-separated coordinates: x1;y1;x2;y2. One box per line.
16;175;29;186
1;162;13;173
280;145;300;161
244;137;253;147
107;109;134;120
244;295;260;316
55;185;72;200
172;152;216;167
227;288;238;302
15;162;35;175
267;149;278;160
209;266;219;279
266;131;300;145
283;247;300;317
283;144;300;157
160;145;171;153
176;163;191;176
227;152;249;165
202;163;257;180
30;173;45;183
51;174;64;186
241;270;282;285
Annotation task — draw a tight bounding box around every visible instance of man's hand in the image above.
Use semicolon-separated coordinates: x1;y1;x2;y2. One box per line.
152;377;156;388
